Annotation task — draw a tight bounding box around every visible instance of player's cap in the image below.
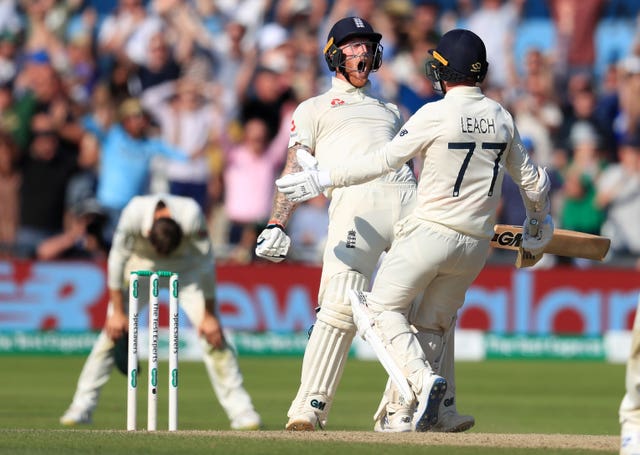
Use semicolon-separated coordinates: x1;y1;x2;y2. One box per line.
429;29;488;82
327;16;382;47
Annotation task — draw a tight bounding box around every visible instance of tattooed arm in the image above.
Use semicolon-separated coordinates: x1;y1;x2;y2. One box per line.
255;143;311;262
268;143;310;226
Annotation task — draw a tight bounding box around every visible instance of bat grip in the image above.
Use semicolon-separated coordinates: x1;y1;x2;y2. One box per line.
528;218;540;238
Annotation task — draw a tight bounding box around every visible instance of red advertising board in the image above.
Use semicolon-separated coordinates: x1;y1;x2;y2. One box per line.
0;260;637;335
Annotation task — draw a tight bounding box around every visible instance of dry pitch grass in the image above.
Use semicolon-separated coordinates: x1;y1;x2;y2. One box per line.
189;430;619;452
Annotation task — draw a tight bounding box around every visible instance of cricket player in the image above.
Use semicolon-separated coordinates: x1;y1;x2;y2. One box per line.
620;293;640;455
256;17;473;433
276;29;554;431
60;194;262;430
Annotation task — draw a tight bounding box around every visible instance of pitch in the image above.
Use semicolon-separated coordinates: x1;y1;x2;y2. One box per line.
0;355;624;454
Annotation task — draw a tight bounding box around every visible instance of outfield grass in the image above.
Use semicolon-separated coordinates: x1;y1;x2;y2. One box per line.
0;356;625;454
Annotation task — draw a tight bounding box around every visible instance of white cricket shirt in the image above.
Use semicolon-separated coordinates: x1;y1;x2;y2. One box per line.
331;86;541;238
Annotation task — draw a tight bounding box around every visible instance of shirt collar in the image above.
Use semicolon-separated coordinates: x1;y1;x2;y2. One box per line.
444;85;484;98
331;77;372;95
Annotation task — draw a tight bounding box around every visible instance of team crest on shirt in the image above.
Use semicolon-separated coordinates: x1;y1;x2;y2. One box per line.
399;129;408;136
330;98;345;107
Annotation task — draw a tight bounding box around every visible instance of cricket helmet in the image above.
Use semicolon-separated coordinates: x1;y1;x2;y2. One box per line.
323;16;383;72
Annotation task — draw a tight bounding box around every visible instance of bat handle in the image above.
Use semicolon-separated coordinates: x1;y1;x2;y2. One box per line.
528;218;540;238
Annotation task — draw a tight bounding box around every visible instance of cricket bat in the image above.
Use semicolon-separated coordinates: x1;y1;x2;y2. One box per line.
491;225;611;268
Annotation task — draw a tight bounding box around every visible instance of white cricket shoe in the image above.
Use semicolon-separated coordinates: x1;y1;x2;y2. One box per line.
410;369;447;432
230;410;262;430
430;410;475;433
621;422;640;455
373;404;412;432
285;412;318;431
59;407;92;426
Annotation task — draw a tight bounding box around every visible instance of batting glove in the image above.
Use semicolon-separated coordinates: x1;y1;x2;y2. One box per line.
255;223;291;262
522;214;554;256
276;149;332;203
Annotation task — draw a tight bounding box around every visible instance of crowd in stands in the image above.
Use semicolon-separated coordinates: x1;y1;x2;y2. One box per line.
0;0;639;269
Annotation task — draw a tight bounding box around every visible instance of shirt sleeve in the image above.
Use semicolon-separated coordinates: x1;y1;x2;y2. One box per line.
146;138;190;162
183;203;217;299
504;127;541;196
107;201;139;290
330;106;430;187
288;101;316;149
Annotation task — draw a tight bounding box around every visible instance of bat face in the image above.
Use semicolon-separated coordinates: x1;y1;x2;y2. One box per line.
491;230;523;248
491;224;611;268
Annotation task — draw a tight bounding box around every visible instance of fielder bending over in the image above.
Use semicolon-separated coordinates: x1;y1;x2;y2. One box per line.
60;194;262;430
277;29;554;431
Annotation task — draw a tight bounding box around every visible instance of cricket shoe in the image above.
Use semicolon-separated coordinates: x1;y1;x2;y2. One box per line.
430;410;475;433
230;410;262;430
285;412;318;431
410;370;447;432
59;407;92;426
621;422;640;455
373;405;412;432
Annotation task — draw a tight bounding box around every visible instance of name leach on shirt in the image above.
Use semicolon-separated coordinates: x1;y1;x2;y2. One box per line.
460;116;496;134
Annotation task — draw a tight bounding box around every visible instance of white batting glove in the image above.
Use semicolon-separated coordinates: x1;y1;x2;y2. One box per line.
522;214;554;256
276;149;332;203
255;223;291;262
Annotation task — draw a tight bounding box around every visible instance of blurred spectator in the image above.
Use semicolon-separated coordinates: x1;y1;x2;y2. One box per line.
596;134;640;268
209;19;256;120
62;32;98;106
129;30;182;95
20;0;67;66
0;1;22;38
0;30;19;84
287;194;329;264
0;78;33;150
548;0;606;89
0;131;20;256
80;82;117;142
614;55;640;142
467;0;524;91
141;70;225;212
222;113;291;263
559;122;607;236
16;112;78;258
97;0;150;61
276;0;328;31
387;38;441;116
36;199;108;260
13;50;84;148
0;0;636;266
510;49;563;168
66;130;100;214
555;75;613;163
94;97;189;244
240;66;296;141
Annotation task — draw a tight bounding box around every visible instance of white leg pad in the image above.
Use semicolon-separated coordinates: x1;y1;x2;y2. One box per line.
350;290;419;403
287;320;353;427
288;271;367;428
